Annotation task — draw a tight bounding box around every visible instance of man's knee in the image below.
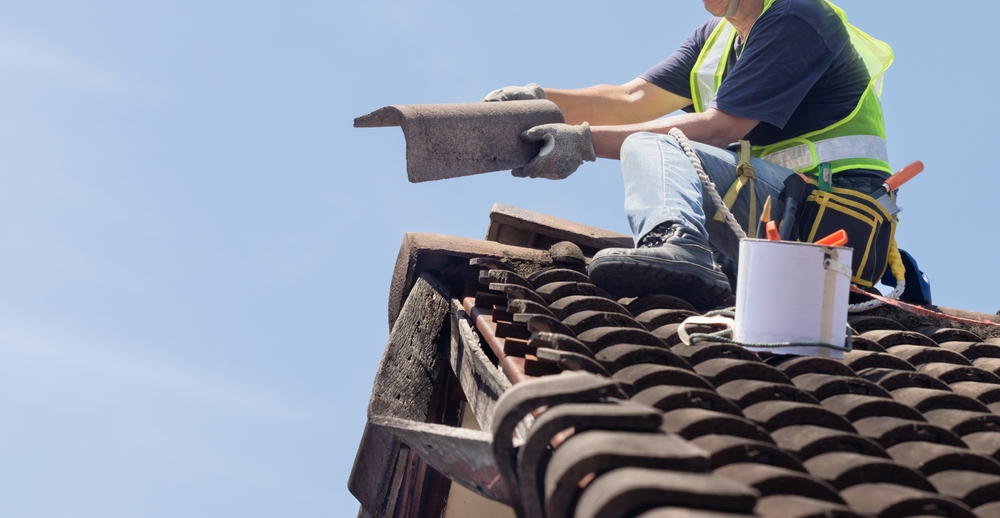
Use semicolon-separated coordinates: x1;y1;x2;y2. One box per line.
621;132;682;163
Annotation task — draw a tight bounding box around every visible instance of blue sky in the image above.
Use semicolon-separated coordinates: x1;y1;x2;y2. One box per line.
0;1;996;516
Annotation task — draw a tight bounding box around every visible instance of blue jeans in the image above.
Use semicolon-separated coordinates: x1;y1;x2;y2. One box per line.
620;132;796;261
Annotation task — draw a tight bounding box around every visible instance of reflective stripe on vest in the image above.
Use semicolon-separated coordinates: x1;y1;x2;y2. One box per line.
760;135;888;171
691;23;735;113
689;0;894;174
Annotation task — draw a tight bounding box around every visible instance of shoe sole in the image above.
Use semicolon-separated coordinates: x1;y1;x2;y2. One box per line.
589;254;732;311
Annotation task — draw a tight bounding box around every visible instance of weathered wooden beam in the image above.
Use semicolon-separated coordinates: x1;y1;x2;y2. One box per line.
349;271;452;517
449;298;511;432
371;415;513;505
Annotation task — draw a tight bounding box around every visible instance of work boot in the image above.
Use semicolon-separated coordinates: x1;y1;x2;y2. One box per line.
588;223;733;310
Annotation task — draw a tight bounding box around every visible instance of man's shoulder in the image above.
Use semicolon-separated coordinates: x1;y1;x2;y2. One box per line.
761;0;849;49
693;17;722;43
767;0;843;31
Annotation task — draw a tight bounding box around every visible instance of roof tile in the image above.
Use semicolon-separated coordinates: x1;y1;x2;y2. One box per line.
923;409;1000;436
884;345;972;366
886;441;1000;476
754;494;866;518
821;394;927;422
714;463;842;502
691;435;804;471
715;379;819;409
916;363;1000;384
660;408;774;443
742;401;856;433
573;468;760;518
890;387;990;413
671;343;761;366
562;310;645;335
632;385;743;416
792;373;892;400
770;425;888;460
694;359;790;387
612;364;715;396
802;453;935;491
852;416;967;448
596;344;692;373
928;470;1000;508
839;483;976;518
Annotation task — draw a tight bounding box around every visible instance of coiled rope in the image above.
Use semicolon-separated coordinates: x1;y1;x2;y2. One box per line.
667;128;902;312
680;310;854;352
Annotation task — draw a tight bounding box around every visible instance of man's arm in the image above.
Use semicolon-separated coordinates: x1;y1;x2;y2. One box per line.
544;78;691;126
591;108;760;159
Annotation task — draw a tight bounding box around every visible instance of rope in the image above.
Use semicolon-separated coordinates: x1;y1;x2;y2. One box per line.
669;128;747;240
848;285;1000;327
667;127;900;312
682;311;854;352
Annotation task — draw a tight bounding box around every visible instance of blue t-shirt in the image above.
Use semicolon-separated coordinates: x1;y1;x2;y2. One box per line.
640;0;870;147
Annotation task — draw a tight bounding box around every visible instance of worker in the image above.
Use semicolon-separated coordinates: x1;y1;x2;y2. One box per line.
483;0;894;310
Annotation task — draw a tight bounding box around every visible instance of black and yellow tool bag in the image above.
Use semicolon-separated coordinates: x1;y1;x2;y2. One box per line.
779;174;897;288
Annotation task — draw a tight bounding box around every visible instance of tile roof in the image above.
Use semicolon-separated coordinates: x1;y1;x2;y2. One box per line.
352;204;1000;518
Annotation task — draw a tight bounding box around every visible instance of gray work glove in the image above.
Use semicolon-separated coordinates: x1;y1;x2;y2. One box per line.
481;83;546;102
513;122;596;180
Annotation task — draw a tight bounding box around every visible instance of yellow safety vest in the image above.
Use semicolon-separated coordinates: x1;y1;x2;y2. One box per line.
690;0;894;175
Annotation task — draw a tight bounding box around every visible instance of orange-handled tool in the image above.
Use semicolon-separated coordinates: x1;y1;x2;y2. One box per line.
814;229;848;247
766;220;780;241
870;160;924;216
884;160;924;191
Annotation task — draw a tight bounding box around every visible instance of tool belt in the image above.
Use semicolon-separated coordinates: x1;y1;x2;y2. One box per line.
778;172;896;288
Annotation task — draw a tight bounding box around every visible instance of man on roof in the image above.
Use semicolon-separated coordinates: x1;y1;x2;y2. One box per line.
483;0;894;310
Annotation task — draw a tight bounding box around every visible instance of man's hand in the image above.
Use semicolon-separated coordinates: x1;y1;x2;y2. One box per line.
513;123;596;180
481;83;546;102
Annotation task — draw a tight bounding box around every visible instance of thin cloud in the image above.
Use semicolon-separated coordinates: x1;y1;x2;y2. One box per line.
0;32;165;99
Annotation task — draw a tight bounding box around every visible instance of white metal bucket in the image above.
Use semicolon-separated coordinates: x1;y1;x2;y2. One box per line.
734;239;853;359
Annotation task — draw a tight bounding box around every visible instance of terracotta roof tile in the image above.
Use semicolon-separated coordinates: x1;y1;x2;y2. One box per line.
923;409;1000;436
852;416;967;448
886;441;1000;476
838;483;976;518
744;401;856;432
754;494;865;518
917;363;1000;384
632;385;743;416
884;345;972;366
773;356;858;378
612;364;715;396
694;359;790;387
635;308;700;329
691;435;804;471
573;468;760;518
660;408;774;443
714;463;843;502
715;379;819;409
670;343;760;366
890;387;990;413
544;431;709;518
927;470;1000;509
859;329;940;349
940;341;1000;361
562;310;645;335
802;452;935;491
360;209;1000;518
596;344;692;373
821;393;927;422
770;425;888;460
856;367;952;391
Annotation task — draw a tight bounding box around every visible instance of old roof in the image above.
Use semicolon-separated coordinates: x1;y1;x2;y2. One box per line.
353;203;1000;518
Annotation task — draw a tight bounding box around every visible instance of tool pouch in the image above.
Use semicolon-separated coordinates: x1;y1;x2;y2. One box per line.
778;174;896;288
